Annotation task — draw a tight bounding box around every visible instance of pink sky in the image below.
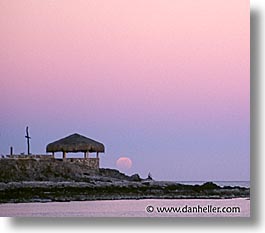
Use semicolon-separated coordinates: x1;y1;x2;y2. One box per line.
0;0;249;180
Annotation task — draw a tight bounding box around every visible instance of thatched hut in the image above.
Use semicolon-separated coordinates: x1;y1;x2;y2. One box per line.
46;133;105;159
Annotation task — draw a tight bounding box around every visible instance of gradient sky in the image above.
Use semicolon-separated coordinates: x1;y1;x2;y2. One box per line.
0;0;249;181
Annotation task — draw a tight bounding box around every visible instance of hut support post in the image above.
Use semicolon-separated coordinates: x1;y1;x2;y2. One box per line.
96;152;99;158
52;152;55;158
84;152;89;158
63;151;66;160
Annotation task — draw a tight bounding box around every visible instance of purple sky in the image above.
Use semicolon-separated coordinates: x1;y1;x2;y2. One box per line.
0;0;249;181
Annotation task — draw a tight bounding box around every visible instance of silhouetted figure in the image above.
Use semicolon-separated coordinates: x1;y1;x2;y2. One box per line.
147;172;153;180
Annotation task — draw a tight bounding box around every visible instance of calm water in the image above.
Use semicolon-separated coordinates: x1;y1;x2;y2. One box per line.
0;198;250;217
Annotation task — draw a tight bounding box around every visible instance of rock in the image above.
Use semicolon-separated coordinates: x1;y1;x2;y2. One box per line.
129;174;141;182
0;159;250;203
99;168;131;180
0;159;135;182
201;182;220;190
0;180;250;203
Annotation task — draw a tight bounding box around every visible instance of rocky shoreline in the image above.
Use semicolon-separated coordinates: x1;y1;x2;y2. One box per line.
0;180;249;203
0;159;250;203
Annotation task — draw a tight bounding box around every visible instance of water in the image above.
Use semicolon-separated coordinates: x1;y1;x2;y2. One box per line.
0;198;250;217
176;181;250;188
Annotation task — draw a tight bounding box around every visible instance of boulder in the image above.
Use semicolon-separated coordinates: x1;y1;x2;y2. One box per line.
129;174;141;182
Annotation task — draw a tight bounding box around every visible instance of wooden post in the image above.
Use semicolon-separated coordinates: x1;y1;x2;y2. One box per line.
52;152;55;158
63;151;66;159
96;152;99;158
10;146;13;156
25;126;31;155
84;151;89;158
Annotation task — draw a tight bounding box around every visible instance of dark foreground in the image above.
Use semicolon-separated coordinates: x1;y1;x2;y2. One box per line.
0;181;249;203
0;159;249;203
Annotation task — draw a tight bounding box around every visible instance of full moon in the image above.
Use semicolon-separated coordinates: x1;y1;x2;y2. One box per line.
116;157;132;170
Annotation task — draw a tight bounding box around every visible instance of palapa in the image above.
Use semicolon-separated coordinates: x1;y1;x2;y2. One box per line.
46;133;105;153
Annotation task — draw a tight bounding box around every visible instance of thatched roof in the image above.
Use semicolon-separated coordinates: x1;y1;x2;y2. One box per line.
46;133;105;153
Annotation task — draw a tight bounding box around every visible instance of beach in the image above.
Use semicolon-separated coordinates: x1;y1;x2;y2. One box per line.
0;198;250;217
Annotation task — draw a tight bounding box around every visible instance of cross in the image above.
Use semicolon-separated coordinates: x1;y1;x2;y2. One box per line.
25;126;31;155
